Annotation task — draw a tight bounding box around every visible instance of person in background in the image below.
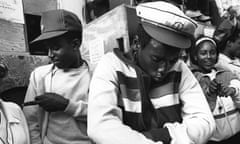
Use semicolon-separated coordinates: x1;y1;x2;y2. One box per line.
86;0;110;22
87;1;215;144
214;17;240;79
189;36;240;144
0;99;30;144
0;63;30;144
23;9;92;144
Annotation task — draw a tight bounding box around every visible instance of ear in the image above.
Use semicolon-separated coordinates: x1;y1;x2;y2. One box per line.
131;35;141;51
71;38;81;50
226;40;233;48
194;55;198;62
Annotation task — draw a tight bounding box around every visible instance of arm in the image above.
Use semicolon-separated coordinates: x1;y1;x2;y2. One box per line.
216;58;240;80
87;54;162;144
23;71;43;144
228;79;240;108
34;67;90;119
193;72;217;111
216;71;240;108
165;62;215;144
64;69;90;118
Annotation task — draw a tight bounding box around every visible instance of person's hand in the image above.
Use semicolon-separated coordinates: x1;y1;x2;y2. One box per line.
219;85;236;97
207;79;219;98
35;92;69;112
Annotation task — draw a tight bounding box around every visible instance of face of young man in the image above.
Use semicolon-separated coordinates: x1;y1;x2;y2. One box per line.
137;38;180;81
44;36;78;69
195;41;218;73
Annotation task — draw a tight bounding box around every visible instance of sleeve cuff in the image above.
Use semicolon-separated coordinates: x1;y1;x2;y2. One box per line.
164;122;194;144
64;100;88;117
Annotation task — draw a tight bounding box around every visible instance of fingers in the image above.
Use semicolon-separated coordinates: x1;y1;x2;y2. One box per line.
22;100;40;107
220;86;236;97
34;93;69;112
35;93;58;101
34;94;53;112
208;79;219;94
208;79;236;97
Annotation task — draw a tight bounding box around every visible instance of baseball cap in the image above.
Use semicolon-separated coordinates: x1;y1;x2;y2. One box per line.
31;9;82;44
136;1;198;49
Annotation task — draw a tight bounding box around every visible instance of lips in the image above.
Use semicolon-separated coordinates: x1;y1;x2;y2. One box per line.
51;58;59;63
155;73;162;78
153;72;164;81
203;61;214;66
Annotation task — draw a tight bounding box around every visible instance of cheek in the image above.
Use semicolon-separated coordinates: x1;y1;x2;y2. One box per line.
139;57;156;74
196;57;204;65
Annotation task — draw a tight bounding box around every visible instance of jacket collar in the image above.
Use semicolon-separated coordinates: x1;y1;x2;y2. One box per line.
190;64;225;75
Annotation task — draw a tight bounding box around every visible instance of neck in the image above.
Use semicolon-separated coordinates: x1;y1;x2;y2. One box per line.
70;58;84;69
71;52;84;68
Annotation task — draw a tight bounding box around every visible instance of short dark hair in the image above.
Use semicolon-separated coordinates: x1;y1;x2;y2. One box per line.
129;23;151;48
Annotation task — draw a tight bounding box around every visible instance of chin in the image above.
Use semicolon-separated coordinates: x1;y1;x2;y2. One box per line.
203;68;212;73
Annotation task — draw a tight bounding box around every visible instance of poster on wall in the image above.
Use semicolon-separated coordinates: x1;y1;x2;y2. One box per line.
88;38;105;70
0;0;24;24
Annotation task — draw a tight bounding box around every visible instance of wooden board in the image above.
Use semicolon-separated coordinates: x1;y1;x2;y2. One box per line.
23;0;57;15
82;4;131;71
0;53;49;94
0;19;26;52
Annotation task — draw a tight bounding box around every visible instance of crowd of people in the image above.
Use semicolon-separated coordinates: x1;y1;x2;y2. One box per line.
1;0;240;144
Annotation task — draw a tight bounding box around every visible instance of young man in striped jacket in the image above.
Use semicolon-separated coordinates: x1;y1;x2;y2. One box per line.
87;1;215;144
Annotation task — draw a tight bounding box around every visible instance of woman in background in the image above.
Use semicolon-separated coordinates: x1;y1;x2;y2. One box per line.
189;36;240;144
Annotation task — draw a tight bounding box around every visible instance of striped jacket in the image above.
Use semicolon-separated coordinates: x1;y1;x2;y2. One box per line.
88;49;215;144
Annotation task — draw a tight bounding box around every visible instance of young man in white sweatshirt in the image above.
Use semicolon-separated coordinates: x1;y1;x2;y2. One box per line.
23;9;92;144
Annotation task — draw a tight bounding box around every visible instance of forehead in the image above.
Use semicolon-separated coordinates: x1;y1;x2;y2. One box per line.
198;41;216;50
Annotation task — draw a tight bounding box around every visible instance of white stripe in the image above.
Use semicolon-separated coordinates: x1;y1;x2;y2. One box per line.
123;98;141;113
151;94;180;109
122;94;180;112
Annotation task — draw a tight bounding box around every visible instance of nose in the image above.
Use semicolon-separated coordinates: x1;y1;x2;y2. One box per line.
157;61;167;72
48;49;54;58
206;53;211;58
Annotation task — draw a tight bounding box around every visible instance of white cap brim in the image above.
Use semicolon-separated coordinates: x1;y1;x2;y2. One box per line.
142;21;192;49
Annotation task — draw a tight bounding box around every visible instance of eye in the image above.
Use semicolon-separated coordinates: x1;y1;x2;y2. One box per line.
150;39;161;48
49;45;60;51
151;56;161;62
199;51;207;55
210;50;216;55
